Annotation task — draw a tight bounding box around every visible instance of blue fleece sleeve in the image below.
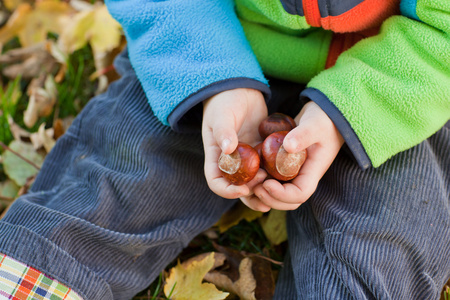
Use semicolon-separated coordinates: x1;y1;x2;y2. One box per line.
105;0;270;130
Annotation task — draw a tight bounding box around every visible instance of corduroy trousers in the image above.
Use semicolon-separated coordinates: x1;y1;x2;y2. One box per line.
0;50;449;300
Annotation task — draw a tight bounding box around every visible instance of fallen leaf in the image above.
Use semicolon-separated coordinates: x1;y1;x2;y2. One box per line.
4;0;29;11
207;244;276;300
205;257;257;300
18;1;72;47
0;3;31;45
58;3;121;55
217;202;263;233
0;42;59;79
7;115;30;142
0;1;72;47
53;116;74;140
164;252;229;300
259;209;288;246
248;252;276;300
45;41;68;83
2;140;43;186
181;252;227;270
0;180;19;200
30;123;55;153
58;3;123;93
24;74;57;128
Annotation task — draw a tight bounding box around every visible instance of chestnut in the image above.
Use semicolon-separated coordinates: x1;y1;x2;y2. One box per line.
262;131;307;181
218;142;260;185
258;113;297;139
253;142;264;168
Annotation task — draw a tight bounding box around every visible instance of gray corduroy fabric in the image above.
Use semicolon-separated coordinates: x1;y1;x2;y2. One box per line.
0;49;449;299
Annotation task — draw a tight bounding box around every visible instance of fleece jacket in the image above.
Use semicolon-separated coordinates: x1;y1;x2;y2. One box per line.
105;0;449;169
236;0;450;168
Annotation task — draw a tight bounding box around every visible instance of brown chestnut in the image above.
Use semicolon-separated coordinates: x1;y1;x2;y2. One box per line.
262;131;307;181
253;142;264;168
258;113;297;139
218;142;260;185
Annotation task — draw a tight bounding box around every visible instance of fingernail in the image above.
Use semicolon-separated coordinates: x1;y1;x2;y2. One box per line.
284;137;297;152
221;139;231;151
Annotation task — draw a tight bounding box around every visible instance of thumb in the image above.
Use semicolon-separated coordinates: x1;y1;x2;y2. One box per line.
213;114;239;155
283;120;318;154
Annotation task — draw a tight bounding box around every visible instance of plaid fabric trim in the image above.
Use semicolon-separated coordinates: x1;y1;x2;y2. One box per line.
0;253;83;300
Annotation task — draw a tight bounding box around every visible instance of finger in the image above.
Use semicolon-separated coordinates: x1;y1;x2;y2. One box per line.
283;118;321;154
244;169;267;193
254;184;303;211
206;172;250;199
240;195;271;212
260;144;336;204
261;176;316;205
212;113;240;154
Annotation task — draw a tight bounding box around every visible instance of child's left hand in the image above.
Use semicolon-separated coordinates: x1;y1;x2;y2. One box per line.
242;101;345;211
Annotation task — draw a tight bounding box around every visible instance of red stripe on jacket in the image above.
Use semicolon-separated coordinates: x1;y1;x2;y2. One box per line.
303;0;400;33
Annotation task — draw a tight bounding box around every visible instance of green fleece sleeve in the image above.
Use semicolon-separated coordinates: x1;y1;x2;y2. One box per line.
240;19;332;83
307;0;450;168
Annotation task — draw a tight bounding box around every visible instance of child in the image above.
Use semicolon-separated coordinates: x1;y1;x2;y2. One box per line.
0;0;448;299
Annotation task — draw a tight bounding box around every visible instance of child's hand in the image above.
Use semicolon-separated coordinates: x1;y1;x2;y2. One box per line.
202;88;269;201
249;101;344;211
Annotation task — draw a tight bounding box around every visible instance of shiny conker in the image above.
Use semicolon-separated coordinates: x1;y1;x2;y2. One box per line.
262;131;307;181
218;142;260;185
258;113;297;139
253;142;264;168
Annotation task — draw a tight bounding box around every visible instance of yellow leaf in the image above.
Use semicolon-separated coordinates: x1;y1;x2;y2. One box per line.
90;5;122;54
0;4;31;44
164;252;229;300
217;202;263;233
4;0;27;11
259;209;288;245
59;4;122;55
18;1;72;47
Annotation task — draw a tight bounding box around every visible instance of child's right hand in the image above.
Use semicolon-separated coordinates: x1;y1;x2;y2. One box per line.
202;88;269;206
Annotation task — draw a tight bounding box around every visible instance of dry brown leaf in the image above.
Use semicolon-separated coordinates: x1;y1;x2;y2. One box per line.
30;123;55;153
7;115;30;141
53;116;74;140
207;244;276;300
206;258;257;300
164;252;229;300
217;202;264;233
0;42;59;79
45;41;68;83
24;74;57;128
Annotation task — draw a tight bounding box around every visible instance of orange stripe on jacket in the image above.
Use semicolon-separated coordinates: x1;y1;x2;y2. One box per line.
304;0;400;33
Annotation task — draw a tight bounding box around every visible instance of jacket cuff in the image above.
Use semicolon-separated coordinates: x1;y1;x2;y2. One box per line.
168;78;271;133
301;88;372;169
